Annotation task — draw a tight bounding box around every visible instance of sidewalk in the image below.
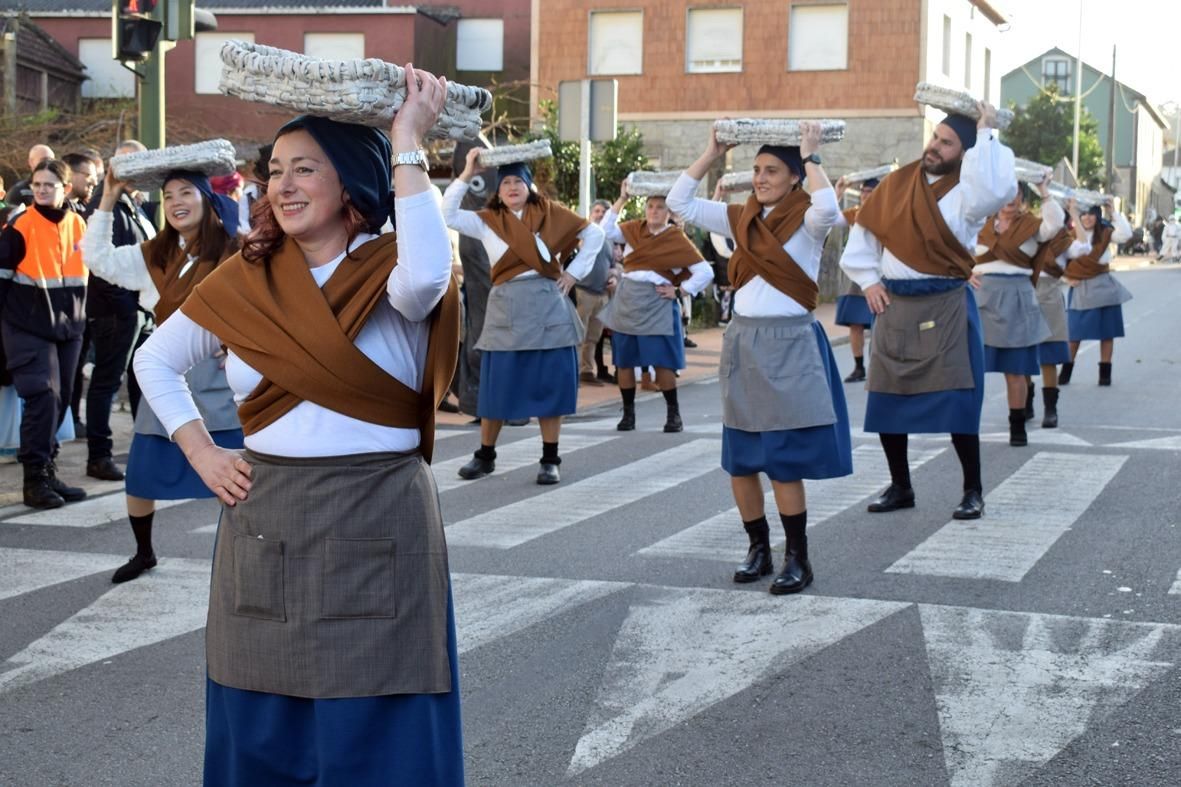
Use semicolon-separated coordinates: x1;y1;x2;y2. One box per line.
0;303;844;507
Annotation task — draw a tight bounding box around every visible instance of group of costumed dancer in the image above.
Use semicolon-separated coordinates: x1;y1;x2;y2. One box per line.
62;37;1137;778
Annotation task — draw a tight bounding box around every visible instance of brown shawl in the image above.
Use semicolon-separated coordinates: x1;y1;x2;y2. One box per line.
974;212;1043;271
143;237;236;324
1032;227;1076;280
618;220;703;286
854;159;974;279
841;207;858;226
725;190;817;310
478;196;589;286
180;234;460;463
1063;224;1115;280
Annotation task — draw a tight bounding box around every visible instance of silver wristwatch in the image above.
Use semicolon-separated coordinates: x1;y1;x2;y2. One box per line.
393;149;429;172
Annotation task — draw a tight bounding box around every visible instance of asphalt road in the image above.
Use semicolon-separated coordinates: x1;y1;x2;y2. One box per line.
2;265;1180;786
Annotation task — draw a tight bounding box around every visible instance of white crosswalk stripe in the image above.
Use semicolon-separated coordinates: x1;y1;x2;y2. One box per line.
0;547;128;601
638;445;946;560
446;439;721;549
563;418;721;434
431;433;618;493
886;452;1129;581
5;494;193;528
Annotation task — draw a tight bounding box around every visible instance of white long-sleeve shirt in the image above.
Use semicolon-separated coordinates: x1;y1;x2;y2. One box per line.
441;180;604;281
132;189;453;457
840;128;1017;288
974;199;1065;276
598;209;714;296
666;173;839;317
80;209;160;313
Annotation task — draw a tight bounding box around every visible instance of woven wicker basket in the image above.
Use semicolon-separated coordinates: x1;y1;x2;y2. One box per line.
477;140;552;167
713;118;846;146
842;162;898;185
110;139;238;192
913;82;1014;130
1015;157;1053;184
718;170;753;193
625;171;679;197
218;41;492;140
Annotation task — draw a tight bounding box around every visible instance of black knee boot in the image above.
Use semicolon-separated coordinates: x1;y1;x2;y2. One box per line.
1008;409;1028;447
617;387;636;431
662;388;682;433
1024;382;1036;421
1042;387;1059;428
733;516;773;583
112;513;158;583
1059;361;1074;385
1098;362;1112;386
770;512;812;595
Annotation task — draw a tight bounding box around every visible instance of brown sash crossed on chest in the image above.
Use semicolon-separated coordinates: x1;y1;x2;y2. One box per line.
1032;227;1075;280
180;234;460;463
725;190;817;310
855;159;974;279
618;220;703;286
1063;224;1114;280
143;236;236;324
478;197;589;286
975;211;1043;282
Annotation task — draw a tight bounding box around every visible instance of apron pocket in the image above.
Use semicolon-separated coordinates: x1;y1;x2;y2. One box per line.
321;538;398;620
880;325;937;363
232;533;286;621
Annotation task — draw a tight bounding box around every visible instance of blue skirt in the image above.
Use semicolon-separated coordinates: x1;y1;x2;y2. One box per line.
984;345;1041;375
865;280;984;435
834;294;873;328
124;429;244;500
204;589;464;787
1038;340;1071;365
611;301;685;370
478;347;578;420
1067;301;1125;341
720;322;853;483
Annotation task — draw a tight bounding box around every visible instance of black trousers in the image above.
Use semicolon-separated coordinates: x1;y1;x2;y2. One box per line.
85;310;145;461
2;323;83;466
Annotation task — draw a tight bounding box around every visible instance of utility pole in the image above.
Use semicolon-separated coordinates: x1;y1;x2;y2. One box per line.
138;1;168;152
1071;0;1083;176
1105;45;1116;194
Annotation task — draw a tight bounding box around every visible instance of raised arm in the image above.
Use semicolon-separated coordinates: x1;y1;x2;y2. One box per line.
80;210;155;294
1036;188;1065;241
599;207;626;245
1110;211;1133;244
442;147;493;239
388;188;453;322
667;126;737;236
960;104;1018;223
802;186;840;240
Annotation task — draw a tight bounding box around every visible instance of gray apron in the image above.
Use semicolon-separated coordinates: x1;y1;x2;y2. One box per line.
600;277;676;336
868;286;975;395
134;356;239;438
207;450;452;699
720;313;836;432
1035;275;1069;343
1069;272;1133;310
475;275;584;352
975;274;1051;348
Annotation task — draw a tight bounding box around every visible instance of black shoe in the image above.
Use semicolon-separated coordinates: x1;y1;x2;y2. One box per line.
663;409;683;433
843;366;866;383
867;483;915;513
1098;362;1112;386
733;540;773;583
953;489;985;520
683;337;697;349
537;463;561;485
438;397;460;413
457;456;494;480
769;552;813;595
1009;412;1028;447
1059;362;1074;385
86;457;125;481
617;406;635;431
112;552;157;584
1041;387;1059;429
46;463;86;503
1024;382;1036;421
596;369;617;384
22;464;64;511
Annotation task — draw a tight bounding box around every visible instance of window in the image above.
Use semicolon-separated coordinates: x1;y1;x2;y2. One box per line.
788;4;848;71
195;32;253;94
304;33;365;61
983;48;992;100
686;8;742;73
79;38;134;98
456;19;504;71
964;33;972;89
941;15;951;76
589;10;643;75
1042;57;1071;93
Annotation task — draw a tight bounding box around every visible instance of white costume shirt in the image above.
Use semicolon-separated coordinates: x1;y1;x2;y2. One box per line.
666;174;839;317
598;209;714;296
973;199;1065;276
441;180;604;281
132;190;453;457
1087;213;1133;266
81;209;162;313
839;128;1017;287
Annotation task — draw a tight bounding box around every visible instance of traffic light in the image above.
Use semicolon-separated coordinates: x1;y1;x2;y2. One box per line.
113;0;162;62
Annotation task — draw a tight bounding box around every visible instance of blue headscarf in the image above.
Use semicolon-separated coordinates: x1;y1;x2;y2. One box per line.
163;170;240;238
496;162;534;191
756;144;804;181
862;177;881;189
939;113;978;151
276;115;394;233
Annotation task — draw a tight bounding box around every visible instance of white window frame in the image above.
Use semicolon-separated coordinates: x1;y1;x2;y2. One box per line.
786;3;849;72
1041;56;1071;94
685;7;743;74
195;32;254;95
983;47;992;101
588;9;644;76
455;18;504;72
941;15;952;77
964;32;972;89
303;32;365;61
